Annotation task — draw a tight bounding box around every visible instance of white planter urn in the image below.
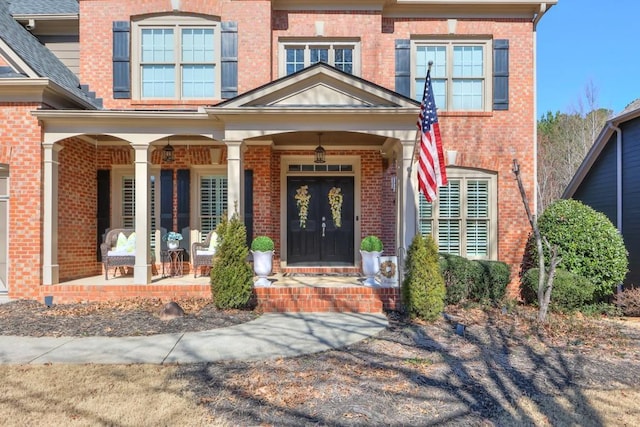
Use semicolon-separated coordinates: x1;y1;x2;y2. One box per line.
360;250;383;287
252;250;273;287
167;240;179;250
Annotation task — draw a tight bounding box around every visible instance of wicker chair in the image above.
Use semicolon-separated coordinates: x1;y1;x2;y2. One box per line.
100;228;136;279
191;230;217;278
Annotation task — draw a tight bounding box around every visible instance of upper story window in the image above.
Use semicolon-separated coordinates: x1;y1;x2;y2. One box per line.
279;40;360;76
132;15;221;100
412;39;491;111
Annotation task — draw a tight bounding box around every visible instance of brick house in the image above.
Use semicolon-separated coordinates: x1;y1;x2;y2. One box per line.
0;0;555;305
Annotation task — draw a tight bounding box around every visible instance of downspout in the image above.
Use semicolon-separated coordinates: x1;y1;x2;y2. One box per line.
532;3;548;215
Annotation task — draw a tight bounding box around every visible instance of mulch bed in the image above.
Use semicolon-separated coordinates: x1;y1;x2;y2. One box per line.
0;298;258;337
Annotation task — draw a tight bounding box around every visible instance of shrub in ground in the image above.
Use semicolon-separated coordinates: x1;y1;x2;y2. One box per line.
522;268;596;313
613;286;640;317
534;199;628;300
439;253;480;305
472;260;510;303
210;213;253;309
402;234;446;321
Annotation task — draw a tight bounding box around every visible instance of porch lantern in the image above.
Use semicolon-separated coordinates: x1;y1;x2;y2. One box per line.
163;138;175;163
314;133;326;164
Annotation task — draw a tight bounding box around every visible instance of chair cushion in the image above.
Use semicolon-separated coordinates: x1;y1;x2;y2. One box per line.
107;250;133;256
196;250;215;256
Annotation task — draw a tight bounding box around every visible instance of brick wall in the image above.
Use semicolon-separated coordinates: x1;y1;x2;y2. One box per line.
58;137;100;280
0;103;43;300
79;0;273;109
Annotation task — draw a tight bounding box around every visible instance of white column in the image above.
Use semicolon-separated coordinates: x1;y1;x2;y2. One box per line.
399;139;419;254
225;140;244;218
131;143;152;284
42;143;63;285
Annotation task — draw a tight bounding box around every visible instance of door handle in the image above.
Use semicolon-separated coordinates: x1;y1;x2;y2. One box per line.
321;221;326;237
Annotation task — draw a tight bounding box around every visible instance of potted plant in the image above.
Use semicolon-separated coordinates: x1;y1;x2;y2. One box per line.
162;231;183;249
360;235;383;286
251;236;274;287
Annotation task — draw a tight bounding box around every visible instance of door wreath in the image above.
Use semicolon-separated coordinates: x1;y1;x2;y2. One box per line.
328;186;343;228
380;259;396;279
295;185;311;229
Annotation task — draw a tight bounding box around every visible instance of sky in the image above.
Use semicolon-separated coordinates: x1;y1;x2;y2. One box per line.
536;0;640;118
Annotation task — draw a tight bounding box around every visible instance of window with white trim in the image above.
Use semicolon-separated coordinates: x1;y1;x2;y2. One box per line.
199;175;227;239
116;173;159;251
279;40;360;76
412;39;491;111
132;15;220;100
419;169;497;259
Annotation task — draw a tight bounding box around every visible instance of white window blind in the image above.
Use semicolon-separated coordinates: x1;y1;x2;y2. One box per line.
200;176;227;238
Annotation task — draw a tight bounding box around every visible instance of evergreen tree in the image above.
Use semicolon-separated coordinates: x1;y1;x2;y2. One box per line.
402;234;446;321
210;212;253;309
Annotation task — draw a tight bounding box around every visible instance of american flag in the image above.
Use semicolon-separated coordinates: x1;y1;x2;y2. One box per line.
417;67;447;202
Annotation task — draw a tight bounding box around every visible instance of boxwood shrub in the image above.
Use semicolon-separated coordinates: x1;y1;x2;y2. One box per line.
438;253;509;305
534;199;628;299
522;268;596;313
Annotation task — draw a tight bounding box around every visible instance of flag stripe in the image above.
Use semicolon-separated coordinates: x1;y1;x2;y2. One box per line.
416;68;447;202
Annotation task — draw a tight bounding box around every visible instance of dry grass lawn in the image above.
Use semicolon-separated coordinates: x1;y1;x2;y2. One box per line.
0;364;220;427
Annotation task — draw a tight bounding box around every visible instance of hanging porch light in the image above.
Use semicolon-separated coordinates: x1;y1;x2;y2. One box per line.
163;137;175;163
314;132;326;164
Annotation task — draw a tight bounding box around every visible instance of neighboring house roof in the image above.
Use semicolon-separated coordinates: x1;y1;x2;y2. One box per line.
563;98;640;198
7;0;78;16
0;0;100;109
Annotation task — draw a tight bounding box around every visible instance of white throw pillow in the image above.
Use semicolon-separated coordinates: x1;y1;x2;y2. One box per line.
115;232;127;251
208;232;218;252
125;232;136;253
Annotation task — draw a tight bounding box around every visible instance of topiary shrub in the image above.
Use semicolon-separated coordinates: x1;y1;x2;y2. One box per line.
360;235;383;252
210;213;253;309
522;268;596;313
534;199;628;300
472;260;511;303
251;236;274;252
402;234;446;321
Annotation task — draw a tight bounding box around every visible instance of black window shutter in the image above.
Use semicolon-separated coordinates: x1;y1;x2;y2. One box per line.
221;21;238;99
395;39;411;98
160;169;173;237
113;21;131;99
177;169;191;257
97;170;110;260
244;169;254;248
493;39;509;110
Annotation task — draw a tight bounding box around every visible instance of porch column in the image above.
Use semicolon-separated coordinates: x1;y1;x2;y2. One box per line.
399;139;419;253
42;142;63;285
225;140;245;218
131;142;152;284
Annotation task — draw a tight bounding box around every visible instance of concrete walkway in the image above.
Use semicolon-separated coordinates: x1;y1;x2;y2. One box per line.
0;312;388;365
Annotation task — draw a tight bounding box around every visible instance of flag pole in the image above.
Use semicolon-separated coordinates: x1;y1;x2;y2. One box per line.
408;61;433;237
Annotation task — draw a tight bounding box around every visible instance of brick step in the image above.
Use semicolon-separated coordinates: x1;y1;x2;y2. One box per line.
253;286;400;313
281;266;362;275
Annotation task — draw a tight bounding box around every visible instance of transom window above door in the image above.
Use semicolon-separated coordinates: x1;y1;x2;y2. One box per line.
132;15;221;100
412;39;491;111
279;39;360;76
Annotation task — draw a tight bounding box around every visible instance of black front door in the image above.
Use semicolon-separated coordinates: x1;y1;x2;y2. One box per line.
287;177;354;265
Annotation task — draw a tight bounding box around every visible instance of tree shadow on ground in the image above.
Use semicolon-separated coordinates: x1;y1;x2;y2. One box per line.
177;310;639;426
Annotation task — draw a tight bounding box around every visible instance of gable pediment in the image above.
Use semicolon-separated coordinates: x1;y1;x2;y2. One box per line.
216;63;418;110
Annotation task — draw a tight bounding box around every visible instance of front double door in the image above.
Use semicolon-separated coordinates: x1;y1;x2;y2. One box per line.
287;177;354;265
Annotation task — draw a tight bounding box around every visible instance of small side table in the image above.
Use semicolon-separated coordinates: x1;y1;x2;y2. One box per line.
162;248;185;278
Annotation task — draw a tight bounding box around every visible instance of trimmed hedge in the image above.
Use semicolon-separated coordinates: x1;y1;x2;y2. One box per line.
522;268;596;313
534;199;628;299
439;253;509;305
